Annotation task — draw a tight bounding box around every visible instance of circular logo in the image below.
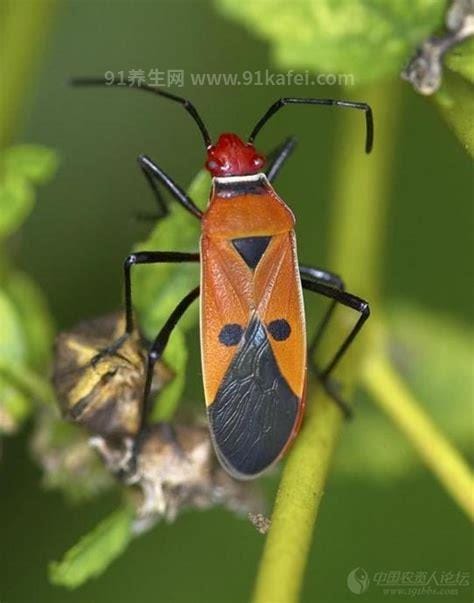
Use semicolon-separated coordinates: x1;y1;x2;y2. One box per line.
347;567;370;594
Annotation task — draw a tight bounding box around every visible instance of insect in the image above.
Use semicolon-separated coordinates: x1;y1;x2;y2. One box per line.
72;78;373;479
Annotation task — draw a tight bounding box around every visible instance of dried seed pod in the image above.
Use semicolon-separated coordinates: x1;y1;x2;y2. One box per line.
53;313;172;438
91;422;265;531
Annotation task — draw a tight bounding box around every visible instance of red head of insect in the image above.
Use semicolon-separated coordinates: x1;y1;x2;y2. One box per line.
205;133;265;178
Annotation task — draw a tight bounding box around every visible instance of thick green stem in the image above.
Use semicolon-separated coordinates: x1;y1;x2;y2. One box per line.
328;82;401;302
362;352;474;521
252;82;401;603
253;393;342;603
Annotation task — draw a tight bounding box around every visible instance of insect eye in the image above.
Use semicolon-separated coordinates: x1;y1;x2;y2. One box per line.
219;323;244;346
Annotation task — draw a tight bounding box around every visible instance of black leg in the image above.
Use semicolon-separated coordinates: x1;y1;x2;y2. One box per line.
93;251;199;364
123;251;199;334
301;275;370;378
134;159;169;222
300;265;344;289
300;265;344;359
299;266;351;417
265;136;297;182
138;155;203;220
140;286;200;432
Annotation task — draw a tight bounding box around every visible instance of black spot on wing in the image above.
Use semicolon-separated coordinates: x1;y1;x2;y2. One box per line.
268;319;291;341
219;323;244;346
208;316;299;478
232;236;271;270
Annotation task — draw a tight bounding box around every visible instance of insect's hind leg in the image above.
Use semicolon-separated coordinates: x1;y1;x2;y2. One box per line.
299;265;350;416
300;265;370;418
300;265;344;362
265;137;297;182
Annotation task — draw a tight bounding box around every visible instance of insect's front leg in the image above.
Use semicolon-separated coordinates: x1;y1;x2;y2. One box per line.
138;155;203;220
300;265;344;360
265;136;297;182
134;159;169;222
138;286;200;434
92;251;199;365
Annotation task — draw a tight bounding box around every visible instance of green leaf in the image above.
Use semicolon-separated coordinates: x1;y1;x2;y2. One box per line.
4;271;54;370
49;505;134;589
0;173;34;238
216;0;445;84
445;36;474;84
0;375;30;433
434;36;474;158
0;288;27;364
0;145;58;237
0;275;54;429
433;34;474;157
0;146;57;430
334;304;473;481
133;170;209;337
434;68;474;157
187;168;211;202
3;145;59;184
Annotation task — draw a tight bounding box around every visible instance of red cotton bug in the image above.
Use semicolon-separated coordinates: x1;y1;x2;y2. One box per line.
72;78;373;479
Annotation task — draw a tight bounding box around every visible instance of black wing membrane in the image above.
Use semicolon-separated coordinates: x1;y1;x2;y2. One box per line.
208;315;299;479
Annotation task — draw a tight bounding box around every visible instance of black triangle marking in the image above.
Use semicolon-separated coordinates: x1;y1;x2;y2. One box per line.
231;236;271;270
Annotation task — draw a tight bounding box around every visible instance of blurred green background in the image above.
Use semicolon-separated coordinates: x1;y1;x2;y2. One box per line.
1;1;472;602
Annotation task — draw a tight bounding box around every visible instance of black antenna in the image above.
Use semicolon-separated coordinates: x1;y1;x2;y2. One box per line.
248;97;374;153
70;77;212;148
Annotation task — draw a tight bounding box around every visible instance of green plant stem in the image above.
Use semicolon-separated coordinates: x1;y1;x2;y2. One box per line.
328;81;401;301
253;392;342;603
252;82;401;603
0;0;58;149
362;352;474;521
